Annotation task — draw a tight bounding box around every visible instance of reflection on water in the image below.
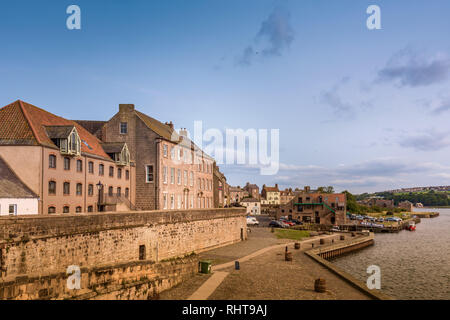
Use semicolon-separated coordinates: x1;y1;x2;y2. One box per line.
332;208;450;299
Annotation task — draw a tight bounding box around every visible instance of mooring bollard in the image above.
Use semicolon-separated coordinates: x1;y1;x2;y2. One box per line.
235;261;240;270
294;242;300;250
314;278;326;293
285;251;292;261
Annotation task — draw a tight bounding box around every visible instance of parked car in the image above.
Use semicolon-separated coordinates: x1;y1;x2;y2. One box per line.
330;226;340;232
291;219;303;225
376;217;385;222
246;216;259;226
280;219;295;226
269;220;287;228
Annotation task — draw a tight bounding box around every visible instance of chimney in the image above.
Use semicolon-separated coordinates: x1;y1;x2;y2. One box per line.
304;186;310;193
179;128;188;137
167;121;174;129
275;183;278;189
119;104;135;113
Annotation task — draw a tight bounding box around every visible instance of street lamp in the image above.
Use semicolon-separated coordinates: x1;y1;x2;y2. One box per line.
96;181;103;212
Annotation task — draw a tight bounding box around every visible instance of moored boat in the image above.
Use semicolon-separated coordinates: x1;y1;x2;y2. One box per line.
406;220;416;231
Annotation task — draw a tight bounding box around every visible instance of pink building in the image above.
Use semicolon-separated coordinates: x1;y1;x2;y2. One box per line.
0;100;135;215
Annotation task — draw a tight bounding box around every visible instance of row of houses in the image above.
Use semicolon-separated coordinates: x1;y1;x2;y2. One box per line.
358;197;415;211
231;184;347;225
0;100;229;215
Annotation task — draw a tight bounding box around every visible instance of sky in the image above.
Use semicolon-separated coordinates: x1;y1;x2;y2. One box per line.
1;0;450;193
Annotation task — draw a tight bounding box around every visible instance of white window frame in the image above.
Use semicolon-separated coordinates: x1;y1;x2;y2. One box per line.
163;166;167;184
146;165;154;183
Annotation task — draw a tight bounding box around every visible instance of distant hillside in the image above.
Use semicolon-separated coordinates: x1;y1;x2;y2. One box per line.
356;190;450;207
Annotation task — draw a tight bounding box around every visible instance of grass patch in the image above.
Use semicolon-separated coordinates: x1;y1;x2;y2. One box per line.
274;229;310;241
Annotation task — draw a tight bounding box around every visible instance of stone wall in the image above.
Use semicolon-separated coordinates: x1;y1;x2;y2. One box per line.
0;255;198;300
0;208;246;282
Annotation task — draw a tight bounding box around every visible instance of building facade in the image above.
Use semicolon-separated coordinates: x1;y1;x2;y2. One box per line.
0;100;135;215
229;186;249;204
277;187;347;225
261;184;280;205
92;104;215;211
243;182;260;200
0;155;39;215
213;164;229;208
280;188;295;205
240;198;261;215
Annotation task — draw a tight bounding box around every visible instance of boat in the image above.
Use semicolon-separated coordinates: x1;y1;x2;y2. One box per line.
406;221;416;231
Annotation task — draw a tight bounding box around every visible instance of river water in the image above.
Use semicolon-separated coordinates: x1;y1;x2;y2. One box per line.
332;208;450;299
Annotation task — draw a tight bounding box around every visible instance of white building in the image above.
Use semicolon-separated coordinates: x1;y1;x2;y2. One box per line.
240;198;261;215
0;156;38;216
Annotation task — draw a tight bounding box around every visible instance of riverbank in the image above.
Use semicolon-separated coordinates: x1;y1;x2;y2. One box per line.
160;228;382;300
331;208;450;299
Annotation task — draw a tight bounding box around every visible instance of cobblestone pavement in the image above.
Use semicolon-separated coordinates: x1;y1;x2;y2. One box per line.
159;228;371;300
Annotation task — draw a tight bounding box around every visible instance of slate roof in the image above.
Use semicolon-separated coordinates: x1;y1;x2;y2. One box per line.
0;155;38;199
73;120;106;136
102;142;126;154
0;100;111;160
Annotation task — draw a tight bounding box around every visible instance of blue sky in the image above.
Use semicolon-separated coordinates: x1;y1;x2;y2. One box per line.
1;0;450;193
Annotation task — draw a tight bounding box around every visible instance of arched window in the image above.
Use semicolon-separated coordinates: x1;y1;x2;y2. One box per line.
76;206;82;213
76;159;83;172
76;183;82;196
63;206;70;213
48;206;56;214
108;186;113;196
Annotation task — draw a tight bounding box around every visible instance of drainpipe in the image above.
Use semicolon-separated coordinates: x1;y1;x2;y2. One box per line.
155;138;160;210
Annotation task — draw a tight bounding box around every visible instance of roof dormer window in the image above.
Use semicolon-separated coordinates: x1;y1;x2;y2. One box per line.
46;126;81;156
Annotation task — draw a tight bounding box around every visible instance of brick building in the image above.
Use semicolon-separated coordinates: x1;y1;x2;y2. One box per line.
229;186;249;204
243;182;260;200
280;188;295;205
83;104;215;210
0;100;135;215
213;164;229;208
277;187;347;225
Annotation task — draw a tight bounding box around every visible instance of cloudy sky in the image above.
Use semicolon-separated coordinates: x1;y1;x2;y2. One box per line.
1;0;450;193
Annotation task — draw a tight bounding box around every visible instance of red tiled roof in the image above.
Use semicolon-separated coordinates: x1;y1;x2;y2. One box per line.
0;100;111;160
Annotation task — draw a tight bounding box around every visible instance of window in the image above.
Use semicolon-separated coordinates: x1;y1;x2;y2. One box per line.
120;122;128;134
88;161;94;174
177;148;181;161
126;170;129;180
190;172;194;187
163;166;167;184
63;206;70;213
108;186;113;196
163;144;168;157
99;164;104;176
170;147;175;160
125;188;129;198
8;204;17;215
146;165;154;182
118;168;122;179
63;182;70;195
76;183;82;196
88;206;93;212
76;159;83;172
64;157;70;170
69;131;80;155
48;206;56;214
170;168;175;184
139;245;146;260
177;169;181;185
184;170;187;186
117;187;121;196
177;195;181;209
163;193;168;209
48;181;56;195
109;166;114;177
88;184;94;196
198;178;201;189
76;206;82;213
170;194;175;209
49;155;56;168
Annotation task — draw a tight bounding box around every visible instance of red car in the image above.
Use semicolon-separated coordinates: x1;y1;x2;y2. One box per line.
280;219;295;226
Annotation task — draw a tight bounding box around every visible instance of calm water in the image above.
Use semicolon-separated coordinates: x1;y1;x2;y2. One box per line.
332;208;450;299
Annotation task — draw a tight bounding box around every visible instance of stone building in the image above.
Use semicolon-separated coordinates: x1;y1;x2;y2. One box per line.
81;104;215;210
229;186;249;204
280;188;295;205
277;187;347;225
213;164;229;208
243;182;260;200
359;197;395;208
261;184;280;205
0;100;135;215
0;155;39;215
398;200;414;212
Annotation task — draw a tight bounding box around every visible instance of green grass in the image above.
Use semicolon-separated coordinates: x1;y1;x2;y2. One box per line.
274;229;310;241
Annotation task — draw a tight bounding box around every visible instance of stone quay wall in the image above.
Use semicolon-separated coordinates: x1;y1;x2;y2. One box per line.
0;208;246;284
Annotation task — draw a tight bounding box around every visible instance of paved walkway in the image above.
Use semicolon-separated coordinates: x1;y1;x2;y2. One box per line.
160;228;370;300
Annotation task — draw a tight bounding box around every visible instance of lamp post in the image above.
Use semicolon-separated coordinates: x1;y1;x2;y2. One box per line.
96;181;103;212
